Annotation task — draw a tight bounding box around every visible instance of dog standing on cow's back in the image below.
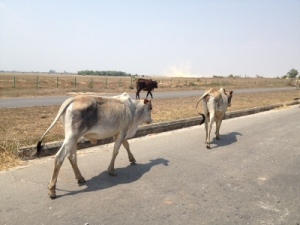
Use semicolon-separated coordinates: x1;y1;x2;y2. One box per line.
196;88;233;149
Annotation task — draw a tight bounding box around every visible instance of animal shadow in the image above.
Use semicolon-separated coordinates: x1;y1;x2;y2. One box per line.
56;158;169;198
210;132;242;149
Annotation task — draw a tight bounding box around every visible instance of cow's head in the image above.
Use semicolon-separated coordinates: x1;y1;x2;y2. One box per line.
141;99;152;124
153;81;158;89
226;90;234;107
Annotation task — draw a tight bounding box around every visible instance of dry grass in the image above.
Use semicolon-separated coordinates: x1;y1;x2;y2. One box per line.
1;89;299;170
0;73;295;98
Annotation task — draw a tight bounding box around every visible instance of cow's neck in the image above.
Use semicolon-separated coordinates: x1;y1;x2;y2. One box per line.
125;101;143;139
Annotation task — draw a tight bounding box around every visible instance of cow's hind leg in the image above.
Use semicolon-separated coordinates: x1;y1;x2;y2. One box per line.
215;112;224;139
206;113;215;149
215;119;222;139
149;91;153;99
68;146;86;184
108;133;125;176
48;138;76;199
136;89;141;99
122;140;136;164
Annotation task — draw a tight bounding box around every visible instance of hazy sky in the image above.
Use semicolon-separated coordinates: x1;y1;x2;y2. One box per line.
1;0;299;77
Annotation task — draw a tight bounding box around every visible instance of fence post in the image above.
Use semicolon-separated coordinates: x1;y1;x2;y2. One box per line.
36;76;39;88
106;78;108;88
56;77;58;88
75;77;77;88
90;78;93;88
13;76;16;88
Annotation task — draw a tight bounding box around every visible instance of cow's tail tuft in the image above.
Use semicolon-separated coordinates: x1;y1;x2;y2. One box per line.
199;113;205;125
196;98;206;125
37;140;43;157
36;97;75;157
196;91;209;126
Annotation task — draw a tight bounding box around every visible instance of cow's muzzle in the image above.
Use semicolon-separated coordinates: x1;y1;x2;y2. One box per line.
144;118;152;124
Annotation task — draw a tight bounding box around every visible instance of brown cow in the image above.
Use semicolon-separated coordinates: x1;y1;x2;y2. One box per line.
136;78;158;99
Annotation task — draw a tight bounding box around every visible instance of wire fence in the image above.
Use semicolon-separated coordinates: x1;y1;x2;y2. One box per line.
0;73;294;98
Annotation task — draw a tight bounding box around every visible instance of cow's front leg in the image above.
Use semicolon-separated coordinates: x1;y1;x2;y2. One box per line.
122;140;136;164
108;134;124;176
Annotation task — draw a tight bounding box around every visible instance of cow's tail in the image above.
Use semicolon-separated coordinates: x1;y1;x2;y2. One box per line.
196;90;211;125
37;97;75;157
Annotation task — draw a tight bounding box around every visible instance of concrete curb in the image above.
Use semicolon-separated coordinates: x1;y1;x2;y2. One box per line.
18;100;300;159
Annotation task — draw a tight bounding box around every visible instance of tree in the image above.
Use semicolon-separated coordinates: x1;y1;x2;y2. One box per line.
287;68;298;78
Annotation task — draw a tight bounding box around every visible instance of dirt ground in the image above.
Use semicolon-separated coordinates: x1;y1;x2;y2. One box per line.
1;89;299;170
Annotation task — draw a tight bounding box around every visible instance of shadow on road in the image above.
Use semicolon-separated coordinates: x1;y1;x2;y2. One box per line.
210;132;242;149
56;158;169;198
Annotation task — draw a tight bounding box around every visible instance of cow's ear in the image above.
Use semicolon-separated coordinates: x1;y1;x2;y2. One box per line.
144;99;149;104
230;91;233;95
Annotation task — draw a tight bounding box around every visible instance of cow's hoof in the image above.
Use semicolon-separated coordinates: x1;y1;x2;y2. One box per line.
77;177;86;183
206;145;211;149
129;158;136;164
109;170;116;176
48;190;56;199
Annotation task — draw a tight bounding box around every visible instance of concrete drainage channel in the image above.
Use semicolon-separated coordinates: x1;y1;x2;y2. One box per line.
18;100;300;159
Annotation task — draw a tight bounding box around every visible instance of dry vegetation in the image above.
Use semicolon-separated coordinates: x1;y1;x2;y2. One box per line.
0;73;299;170
0;72;295;97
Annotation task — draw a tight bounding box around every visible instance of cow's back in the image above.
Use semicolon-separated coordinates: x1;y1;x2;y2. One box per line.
67;95;133;135
136;79;147;89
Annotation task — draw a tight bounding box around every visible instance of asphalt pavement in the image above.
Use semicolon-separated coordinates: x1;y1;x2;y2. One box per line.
0;87;295;108
1;104;299;225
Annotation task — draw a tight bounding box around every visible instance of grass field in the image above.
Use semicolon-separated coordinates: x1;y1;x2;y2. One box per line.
0;72;295;97
0;73;299;170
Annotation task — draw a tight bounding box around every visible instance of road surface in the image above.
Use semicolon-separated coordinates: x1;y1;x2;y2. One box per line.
1;105;299;225
0;87;295;108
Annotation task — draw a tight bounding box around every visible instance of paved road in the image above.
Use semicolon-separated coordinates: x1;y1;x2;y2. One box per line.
0;87;295;108
1;105;299;225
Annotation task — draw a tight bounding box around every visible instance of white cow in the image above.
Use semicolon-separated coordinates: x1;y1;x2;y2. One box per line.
37;93;152;198
196;88;233;149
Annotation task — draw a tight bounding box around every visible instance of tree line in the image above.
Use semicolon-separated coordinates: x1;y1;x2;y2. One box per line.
77;70;134;77
282;68;299;79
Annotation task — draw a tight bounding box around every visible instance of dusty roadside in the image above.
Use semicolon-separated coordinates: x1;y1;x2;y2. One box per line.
0;89;299;170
